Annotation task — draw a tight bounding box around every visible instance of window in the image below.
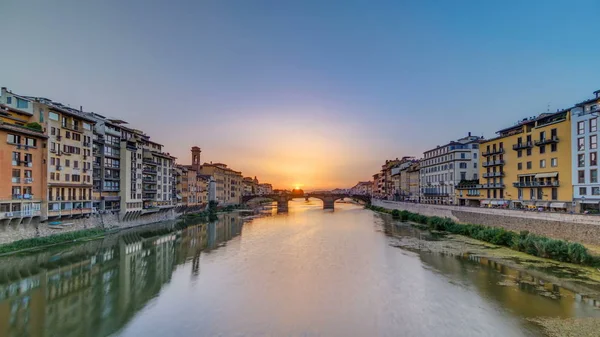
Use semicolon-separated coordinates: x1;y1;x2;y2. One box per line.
579;154;585;167
591;118;598;132
65;159;70;167
12;152;20;165
24;170;32;178
539;131;546;141
7;134;20;144
540;159;546;168
12;169;20;183
526;161;532;169
551;143;557;152
540;145;546;154
25;138;36;147
592;169;598;183
517;150;522;158
83;122;91;131
6;97;12;104
593;187;600;195
578;137;585;151
460;153;465;159
592;152;598;166
551;158;558;167
49;111;59;121
526;148;532;156
65;174;70;182
16;98;28;109
592;135;598;149
579;170;585;184
517;162;522;170
473;153;477;159
473;162;477;168
459;162;467;169
578;121;585;134
551;188;558;200
580;187;587;195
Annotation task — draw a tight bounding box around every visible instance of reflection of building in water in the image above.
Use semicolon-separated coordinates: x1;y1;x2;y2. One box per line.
0;214;244;337
0;229;177;337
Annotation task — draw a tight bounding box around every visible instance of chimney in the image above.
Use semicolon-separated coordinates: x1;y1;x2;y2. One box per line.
468;132;471;137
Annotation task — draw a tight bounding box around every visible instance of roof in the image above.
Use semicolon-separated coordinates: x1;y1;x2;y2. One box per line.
0;122;48;138
496;109;570;135
0;103;33;116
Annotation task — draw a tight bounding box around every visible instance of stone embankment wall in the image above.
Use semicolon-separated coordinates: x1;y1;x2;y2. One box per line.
372;200;600;246
0;210;179;245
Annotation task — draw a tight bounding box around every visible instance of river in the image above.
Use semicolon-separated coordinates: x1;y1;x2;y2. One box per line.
1;199;600;336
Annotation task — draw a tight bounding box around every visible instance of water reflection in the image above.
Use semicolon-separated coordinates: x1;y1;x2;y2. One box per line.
379;213;600;321
0;213;242;337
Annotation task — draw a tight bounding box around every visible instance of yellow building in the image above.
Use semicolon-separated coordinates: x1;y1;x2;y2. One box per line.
457;110;572;210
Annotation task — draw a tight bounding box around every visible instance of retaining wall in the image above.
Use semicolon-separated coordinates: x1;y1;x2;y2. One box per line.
372;200;600;246
0;210;179;245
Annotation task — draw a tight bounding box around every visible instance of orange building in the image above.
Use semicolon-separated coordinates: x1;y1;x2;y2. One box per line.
0;101;47;225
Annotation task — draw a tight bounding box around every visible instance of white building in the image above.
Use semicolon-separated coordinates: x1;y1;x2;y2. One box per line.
420;133;481;204
571;90;600;212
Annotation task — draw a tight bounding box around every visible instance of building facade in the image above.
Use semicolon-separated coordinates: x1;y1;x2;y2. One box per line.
407;162;420;202
188;147;243;205
0;93;47;224
457;110;572;210
571;91;600;212
33;98;95;219
420;133;481;205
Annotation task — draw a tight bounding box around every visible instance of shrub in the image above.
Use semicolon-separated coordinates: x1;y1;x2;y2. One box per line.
366;205;598;266
25;122;43;132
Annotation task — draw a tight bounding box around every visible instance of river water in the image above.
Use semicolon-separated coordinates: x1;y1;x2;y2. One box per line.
1;200;600;337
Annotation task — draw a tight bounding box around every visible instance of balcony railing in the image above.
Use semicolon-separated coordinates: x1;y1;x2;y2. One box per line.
143;185;158;191
143;158;158;165
535;136;559;146
513;180;560;188
63;123;82;132
482;171;504;178
466;191;481;196
512;141;533;150
482;148;504;156
482;160;505;167
481;183;505;189
0;210;41;219
143;168;157;174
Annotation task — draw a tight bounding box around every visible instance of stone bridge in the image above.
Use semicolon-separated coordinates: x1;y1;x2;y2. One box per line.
242;193;371;212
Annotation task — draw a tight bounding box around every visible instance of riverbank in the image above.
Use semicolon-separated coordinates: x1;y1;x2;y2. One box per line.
0;205;252;256
372;209;600;336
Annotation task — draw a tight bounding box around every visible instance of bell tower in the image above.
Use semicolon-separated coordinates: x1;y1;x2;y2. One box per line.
191;146;201;171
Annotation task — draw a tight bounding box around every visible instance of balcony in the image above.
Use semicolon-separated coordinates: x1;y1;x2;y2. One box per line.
83;142;91;147
11;177;20;183
143;177;157;182
482;148;504;156
24;178;33;184
143;168;157;175
481;183;505;189
0;210;41;219
423;192;449;197
466;191;481;196
482;171;504;178
535;136;559;146
63;123;82;132
513;180;560;188
143;158;158;165
143;185;158;191
482;160;505;167
12;194;35;200
512;141;533;150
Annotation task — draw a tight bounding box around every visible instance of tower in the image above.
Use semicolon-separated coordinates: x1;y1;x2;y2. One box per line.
191;146;201;171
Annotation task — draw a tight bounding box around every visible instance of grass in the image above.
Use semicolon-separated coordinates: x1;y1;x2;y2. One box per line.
0;228;106;254
367;204;599;267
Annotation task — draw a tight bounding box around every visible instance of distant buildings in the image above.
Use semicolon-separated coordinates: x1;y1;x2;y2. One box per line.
0;86;272;226
349;181;372;195
420;133;481;205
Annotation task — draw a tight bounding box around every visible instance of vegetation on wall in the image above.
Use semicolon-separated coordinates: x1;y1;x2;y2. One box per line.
368;205;597;266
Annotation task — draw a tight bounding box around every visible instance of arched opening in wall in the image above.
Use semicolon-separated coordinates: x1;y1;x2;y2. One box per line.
288;197;323;210
245;197;277;214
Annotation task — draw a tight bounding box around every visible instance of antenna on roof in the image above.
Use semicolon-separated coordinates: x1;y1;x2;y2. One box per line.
547;102;550;113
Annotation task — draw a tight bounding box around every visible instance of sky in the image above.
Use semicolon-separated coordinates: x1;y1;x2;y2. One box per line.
2;0;600;190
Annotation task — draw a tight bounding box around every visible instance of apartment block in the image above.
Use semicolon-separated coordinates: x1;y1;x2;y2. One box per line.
571;90;600;212
406;161;421;202
119;126;144;219
34;98;95;219
420;133;481;205
0;91;47;224
141;140;176;211
257;183;273;195
457;110;572;210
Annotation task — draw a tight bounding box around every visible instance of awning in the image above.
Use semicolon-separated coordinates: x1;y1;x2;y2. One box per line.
512;200;523;204
536;201;549;206
176;194;182;200
534;172;558;179
481;200;490;205
550;202;566;208
491;200;505;205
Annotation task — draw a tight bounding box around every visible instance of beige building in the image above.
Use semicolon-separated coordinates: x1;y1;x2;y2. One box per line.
187;147;243;205
257;183;273;195
407;161;421;202
31;98;95;219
